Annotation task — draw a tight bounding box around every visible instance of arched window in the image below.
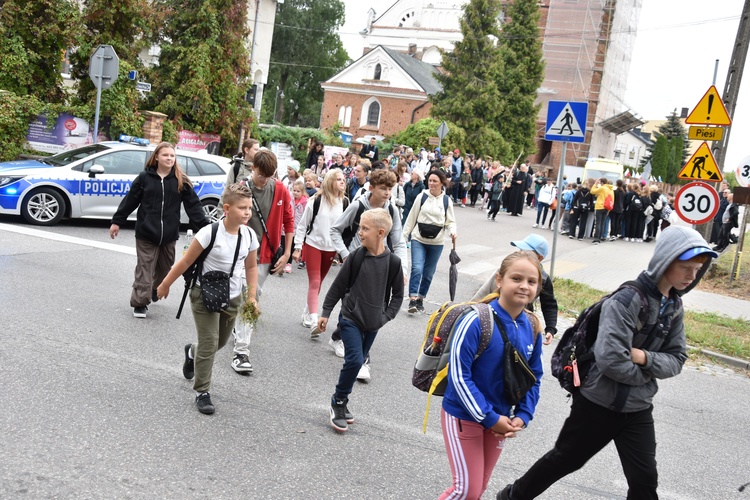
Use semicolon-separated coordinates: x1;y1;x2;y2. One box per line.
367;101;380;126
374;63;382;80
344;106;352;127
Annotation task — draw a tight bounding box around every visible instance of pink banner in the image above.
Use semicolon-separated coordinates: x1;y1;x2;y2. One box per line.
176;130;221;154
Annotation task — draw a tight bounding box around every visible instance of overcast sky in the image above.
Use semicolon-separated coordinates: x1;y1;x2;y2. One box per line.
339;0;750;172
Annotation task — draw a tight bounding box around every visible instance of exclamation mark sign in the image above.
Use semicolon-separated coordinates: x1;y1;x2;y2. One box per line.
707;94;714;122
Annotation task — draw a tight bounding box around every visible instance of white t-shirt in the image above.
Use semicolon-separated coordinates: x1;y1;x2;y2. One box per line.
196;222;259;299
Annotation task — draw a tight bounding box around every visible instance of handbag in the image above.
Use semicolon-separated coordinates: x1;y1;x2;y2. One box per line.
252;195;285;271
200;230;242;312
549;197;558;210
492;310;537;406
604;193;614;211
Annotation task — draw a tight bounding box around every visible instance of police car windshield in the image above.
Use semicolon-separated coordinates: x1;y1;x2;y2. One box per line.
44;144;111;167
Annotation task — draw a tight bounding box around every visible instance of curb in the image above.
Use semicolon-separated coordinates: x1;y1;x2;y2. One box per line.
692;347;750;371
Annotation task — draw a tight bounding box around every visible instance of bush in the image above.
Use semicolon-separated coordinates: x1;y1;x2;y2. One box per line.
390;118;467;155
0;91;44;161
257;125;350;164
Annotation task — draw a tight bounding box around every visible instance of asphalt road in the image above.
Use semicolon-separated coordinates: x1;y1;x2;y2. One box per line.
1;207;748;499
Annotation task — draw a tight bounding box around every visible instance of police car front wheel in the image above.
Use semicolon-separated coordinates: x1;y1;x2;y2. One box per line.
22;187;66;226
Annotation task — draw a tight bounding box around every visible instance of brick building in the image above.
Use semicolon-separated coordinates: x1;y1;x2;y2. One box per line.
327;0;642;168
320;45;441;140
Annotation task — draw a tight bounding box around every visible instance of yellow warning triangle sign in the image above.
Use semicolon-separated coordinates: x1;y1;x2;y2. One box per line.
685;86;732;125
678;142;723;181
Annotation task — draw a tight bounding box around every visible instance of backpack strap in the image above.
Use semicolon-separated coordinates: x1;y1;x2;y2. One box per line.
345;246;366;293
177;222;219;319
306;196;322;236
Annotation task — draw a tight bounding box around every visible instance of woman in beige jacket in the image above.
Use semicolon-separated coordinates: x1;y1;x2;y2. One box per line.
403;169;457;313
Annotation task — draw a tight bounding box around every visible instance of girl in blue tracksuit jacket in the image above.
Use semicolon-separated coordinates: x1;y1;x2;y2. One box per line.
439;251;544;500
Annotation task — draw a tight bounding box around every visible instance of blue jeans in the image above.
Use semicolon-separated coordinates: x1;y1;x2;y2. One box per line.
409;239;444;298
334;315;378;399
536;202;550;225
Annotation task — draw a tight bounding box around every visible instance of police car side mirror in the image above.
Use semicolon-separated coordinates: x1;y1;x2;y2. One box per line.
88;165;105;178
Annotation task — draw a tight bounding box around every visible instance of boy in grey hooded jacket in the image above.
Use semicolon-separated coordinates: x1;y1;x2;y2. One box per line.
498;226;717;500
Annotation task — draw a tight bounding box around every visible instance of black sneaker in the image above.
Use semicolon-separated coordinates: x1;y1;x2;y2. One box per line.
183;344;194;380
152;289;159;303
297;261;306;270
329;397;349;432
196;392;215;415
133;306;148;318
343;403;354;424
408;299;418;314
497;484;513;500
416;298;425;313
231;354;253;374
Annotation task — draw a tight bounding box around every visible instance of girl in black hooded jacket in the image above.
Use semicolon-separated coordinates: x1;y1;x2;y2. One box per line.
110;142;208;318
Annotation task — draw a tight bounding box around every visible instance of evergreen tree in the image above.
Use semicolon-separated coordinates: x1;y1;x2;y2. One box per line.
150;0;253;152
495;0;545;158
68;0;159;138
430;0;510;159
0;0;81;103
261;0;349;128
641;109;689;183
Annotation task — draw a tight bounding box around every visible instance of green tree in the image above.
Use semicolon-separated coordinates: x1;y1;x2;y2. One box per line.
0;91;44;161
389;118;467;153
261;0;349;128
68;0;160;139
641;110;689;183
495;0;544;158
430;0;509;159
0;0;81;103
149;0;253;152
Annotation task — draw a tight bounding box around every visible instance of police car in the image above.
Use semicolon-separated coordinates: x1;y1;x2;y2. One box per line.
0;141;230;226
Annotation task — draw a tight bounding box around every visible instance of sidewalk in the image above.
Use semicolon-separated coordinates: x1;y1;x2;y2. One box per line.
549;236;750;321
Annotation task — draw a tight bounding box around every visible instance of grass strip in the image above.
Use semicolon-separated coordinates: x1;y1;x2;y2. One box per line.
553;278;750;360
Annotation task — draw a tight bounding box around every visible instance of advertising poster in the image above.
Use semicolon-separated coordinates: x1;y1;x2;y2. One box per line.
176;130;221;154
26;113;100;153
270;142;293;180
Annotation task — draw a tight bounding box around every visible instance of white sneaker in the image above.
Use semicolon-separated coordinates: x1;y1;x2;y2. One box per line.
329;338;345;358
309;314;320;339
302;307;313;327
356;363;371;383
532;223;538;228
624;237;630;242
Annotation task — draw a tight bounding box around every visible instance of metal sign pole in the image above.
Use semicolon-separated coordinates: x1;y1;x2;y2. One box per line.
93;53;103;144
549;141;567;279
728;205;747;285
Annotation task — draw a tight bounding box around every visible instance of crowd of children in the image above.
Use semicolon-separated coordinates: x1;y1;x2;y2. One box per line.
110;139;722;500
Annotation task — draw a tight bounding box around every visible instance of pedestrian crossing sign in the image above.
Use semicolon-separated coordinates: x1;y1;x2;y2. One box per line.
545;101;588;143
677;142;723;181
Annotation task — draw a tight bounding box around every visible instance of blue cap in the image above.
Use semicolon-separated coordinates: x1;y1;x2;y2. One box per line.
677;246;718;261
511;234;549;259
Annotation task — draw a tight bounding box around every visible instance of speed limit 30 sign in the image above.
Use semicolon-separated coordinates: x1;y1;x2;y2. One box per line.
675;181;720;225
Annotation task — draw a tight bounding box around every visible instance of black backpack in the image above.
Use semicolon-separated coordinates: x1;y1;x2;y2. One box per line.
341;200;396;251
306;195;350;236
345;246;401;304
550;280;649;395
629;196;644;212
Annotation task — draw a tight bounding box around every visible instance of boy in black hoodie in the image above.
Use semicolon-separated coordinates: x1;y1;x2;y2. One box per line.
316;208;404;433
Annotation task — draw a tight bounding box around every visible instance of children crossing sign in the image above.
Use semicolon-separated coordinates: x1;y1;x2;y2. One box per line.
545;101;588;143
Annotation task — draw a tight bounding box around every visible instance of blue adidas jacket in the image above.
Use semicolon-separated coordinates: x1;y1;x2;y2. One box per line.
442;300;544;428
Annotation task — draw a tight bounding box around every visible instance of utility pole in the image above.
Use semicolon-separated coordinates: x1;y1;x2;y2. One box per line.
703;0;750;240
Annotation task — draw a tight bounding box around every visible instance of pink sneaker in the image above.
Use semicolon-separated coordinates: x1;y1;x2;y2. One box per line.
284;263;292;273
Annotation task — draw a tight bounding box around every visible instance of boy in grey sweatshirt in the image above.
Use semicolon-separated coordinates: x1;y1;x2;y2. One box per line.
316;208;404;433
498;226;718;500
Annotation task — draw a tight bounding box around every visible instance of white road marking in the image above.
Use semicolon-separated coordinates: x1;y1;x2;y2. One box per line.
0;223;136;255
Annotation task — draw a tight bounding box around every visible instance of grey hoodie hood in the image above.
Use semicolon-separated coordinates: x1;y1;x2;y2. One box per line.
644;226;715;296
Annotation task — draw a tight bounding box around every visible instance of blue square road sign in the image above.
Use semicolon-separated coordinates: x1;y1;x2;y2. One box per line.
545;101;588;143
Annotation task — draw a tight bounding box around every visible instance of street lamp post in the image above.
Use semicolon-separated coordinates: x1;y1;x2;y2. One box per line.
288;99;295;126
272;87;284;123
